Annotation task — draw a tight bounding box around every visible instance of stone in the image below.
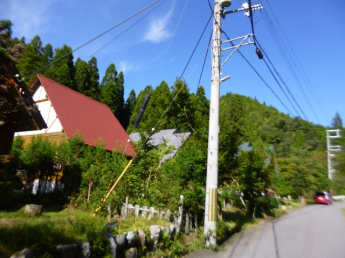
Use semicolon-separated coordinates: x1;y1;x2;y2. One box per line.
105;233;117;258
165;224;176;240
137;229;146;247
77;242;91;258
114;233;127;251
126;230;138;248
10;248;33;258
24;204;42;216
125;247;138;258
149;225;162;251
55;244;77;258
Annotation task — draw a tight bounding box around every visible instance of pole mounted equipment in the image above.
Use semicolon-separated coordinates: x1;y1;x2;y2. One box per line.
204;0;263;247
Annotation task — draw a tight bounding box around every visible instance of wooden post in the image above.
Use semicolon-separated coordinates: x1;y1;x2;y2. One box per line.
148;207;155;220
194;213;198;231
166;210;171;221
142;206;147;218
177;195;183;233
185;213;190;234
135;204;140;217
124;196;129;217
107;203;111;220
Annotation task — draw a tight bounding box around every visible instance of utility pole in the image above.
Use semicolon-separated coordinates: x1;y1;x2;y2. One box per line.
204;0;262;246
326;129;341;192
204;0;222;246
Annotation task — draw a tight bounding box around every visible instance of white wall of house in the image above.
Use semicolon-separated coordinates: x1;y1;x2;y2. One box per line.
15;86;63;136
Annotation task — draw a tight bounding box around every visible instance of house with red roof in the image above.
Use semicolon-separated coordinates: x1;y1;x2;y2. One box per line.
15;74;135;157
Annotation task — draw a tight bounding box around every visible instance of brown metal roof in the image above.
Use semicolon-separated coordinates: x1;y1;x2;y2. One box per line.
35;74;136;156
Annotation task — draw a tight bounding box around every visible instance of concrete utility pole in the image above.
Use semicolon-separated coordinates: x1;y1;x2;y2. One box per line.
204;0;263;246
204;0;223;246
326;129;341;183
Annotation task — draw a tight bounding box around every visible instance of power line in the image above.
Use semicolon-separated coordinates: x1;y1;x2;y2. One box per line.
86;0;166;60
207;0;294;116
23;0;165;79
247;0;309;121
135;10;213;150
197;32;212;89
259;6;320;123
179;14;213;80
265;1;328;122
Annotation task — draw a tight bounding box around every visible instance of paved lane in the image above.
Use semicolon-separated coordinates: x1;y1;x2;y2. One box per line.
186;202;345;258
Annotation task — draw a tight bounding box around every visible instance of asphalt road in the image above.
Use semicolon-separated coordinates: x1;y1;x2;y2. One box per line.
186;202;345;258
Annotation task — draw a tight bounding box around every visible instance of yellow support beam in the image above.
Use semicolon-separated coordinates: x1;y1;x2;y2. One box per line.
93;159;133;217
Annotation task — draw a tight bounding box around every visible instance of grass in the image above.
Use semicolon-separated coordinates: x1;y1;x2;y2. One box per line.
0;199;302;257
0;208;108;257
0;207;176;257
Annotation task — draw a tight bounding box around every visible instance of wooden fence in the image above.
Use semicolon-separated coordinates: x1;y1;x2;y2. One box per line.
120;195;198;234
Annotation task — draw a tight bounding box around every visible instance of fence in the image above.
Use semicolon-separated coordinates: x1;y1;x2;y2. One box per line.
120;195;198;234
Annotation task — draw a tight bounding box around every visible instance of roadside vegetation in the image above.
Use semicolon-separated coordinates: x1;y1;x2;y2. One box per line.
1;19;344;257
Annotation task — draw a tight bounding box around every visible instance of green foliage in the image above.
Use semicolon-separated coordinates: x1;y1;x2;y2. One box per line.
88;232;112;258
16;36;51;84
0;19;25;62
99;64;126;127
45;44;75;90
0;209;109;257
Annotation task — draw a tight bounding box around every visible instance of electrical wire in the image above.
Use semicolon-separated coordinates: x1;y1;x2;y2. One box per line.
265;1;328;122
197;32;213;89
85;0;166;60
207;0;294;116
23;0;165;80
259;6;320;123
135;11;213;151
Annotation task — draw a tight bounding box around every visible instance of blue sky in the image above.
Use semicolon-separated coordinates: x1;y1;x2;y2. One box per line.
1;0;344;127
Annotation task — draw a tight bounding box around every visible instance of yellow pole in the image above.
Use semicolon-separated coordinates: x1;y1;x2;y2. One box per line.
93;159;133;217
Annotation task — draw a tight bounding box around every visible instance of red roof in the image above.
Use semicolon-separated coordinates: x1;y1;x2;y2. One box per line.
36;74;135;156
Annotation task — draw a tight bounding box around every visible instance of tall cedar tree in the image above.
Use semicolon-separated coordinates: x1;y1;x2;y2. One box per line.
17;36;53;84
88;57;100;101
127;85;153;133
123;89;136;130
45;44;75;90
100;64;126;127
331;112;343;129
138;81;171;132
167;80;193;132
189;86;209;130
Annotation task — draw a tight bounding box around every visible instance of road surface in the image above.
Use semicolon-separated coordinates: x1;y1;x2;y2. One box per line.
186;202;345;258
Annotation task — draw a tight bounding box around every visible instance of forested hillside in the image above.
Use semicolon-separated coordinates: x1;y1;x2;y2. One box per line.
1;19;344;220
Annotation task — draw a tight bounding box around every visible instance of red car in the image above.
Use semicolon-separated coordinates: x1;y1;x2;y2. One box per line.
314;191;333;205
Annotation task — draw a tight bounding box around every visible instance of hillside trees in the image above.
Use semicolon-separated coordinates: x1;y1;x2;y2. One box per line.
99;64;126;127
74;57;100;101
16;36;52;84
46;44;76;90
0;20;25;63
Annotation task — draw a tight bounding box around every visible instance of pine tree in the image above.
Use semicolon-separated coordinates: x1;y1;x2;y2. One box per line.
100;64;126;126
123;89;136;130
75;58;90;95
17;36;52;84
167;80;192;132
331;112;343;129
46;44;75;90
127;85;153;133
190;86;209;130
87;57;100;101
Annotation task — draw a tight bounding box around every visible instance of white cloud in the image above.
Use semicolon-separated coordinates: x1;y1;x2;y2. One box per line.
1;0;57;40
143;8;174;43
119;61;142;74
